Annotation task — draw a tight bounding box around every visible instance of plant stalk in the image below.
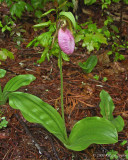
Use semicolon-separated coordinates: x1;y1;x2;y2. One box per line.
59;51;68;141
59;52;65;121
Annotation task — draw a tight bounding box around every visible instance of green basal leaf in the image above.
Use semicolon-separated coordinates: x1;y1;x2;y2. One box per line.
41;9;56;17
111;115;124;132
100;90;115;121
33;20;51;29
78;55;97;73
0;69;6;78
8;92;68;144
65;117;118;151
3;74;36;92
59;11;76;29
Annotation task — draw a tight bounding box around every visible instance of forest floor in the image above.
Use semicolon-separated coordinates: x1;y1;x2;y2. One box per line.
0;2;128;160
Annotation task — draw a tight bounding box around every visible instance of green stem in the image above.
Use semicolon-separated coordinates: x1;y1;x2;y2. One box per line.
59;51;67;141
59;52;64;121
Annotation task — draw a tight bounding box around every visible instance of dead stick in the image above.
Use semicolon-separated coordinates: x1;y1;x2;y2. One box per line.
49;136;60;160
15;113;53;160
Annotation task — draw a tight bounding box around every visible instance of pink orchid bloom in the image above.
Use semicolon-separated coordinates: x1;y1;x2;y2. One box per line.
58;28;75;55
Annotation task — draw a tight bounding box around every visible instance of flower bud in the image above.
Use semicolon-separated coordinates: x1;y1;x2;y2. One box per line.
58;28;75;55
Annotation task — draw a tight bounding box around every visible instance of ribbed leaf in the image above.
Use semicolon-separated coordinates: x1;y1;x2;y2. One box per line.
3;74;36;92
100;90;115;121
112;115;124;132
8;92;67;144
65;117;118;151
79;55;97;73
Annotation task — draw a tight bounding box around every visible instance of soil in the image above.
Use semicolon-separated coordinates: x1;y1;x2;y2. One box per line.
0;2;128;160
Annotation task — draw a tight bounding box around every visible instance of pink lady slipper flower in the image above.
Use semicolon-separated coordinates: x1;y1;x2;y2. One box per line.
58;28;75;55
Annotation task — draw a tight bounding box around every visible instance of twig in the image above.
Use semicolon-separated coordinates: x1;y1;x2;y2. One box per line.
15;113;53;160
49;136;60;160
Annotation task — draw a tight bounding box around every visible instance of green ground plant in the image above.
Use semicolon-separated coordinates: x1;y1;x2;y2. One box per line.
107;140;128;159
103;16;127;61
0;116;8;129
75;21;107;52
0;48;14;64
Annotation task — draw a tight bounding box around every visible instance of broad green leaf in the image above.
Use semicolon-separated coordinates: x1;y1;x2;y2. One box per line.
59;11;76;29
0;69;6;78
65;117;118;151
3;74;36;92
8;92;67;144
41;9;56;17
33;21;51;29
100;90;115;121
78;55;97;73
112;115;124;132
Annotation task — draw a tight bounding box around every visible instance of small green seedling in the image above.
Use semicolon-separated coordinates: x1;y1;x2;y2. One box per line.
103;77;108;82
0;117;8;129
93;75;99;80
107;150;118;160
120;140;127;146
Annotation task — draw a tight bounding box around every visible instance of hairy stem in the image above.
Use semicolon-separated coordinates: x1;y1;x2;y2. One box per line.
59;51;67;141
